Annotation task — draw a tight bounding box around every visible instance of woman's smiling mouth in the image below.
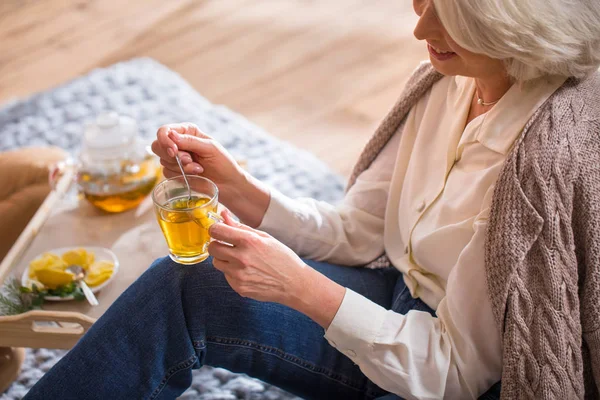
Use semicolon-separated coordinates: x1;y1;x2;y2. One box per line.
427;43;457;61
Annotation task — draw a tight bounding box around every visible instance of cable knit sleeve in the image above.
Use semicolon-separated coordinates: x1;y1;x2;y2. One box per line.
573;118;600;393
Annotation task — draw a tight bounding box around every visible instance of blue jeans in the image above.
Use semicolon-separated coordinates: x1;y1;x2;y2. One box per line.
25;257;501;399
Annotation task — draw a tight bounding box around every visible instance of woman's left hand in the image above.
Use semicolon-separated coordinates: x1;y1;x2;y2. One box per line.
208;210;346;329
207;210;309;305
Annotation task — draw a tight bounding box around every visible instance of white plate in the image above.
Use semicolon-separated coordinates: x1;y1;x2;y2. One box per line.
21;246;120;301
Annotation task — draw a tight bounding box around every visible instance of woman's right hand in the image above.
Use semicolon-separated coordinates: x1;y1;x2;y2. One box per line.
152;123;243;189
151;123;271;228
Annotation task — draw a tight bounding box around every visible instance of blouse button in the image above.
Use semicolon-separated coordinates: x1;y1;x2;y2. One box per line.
417;200;426;212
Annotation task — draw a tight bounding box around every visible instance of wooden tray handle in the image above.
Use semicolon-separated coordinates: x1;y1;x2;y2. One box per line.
0;310;96;350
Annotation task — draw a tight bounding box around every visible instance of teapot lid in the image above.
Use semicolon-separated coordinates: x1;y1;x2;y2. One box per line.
82;112;138;160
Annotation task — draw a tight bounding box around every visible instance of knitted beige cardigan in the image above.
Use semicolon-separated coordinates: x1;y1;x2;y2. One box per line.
348;62;600;399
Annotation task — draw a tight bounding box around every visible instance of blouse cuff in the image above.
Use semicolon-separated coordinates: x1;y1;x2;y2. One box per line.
257;188;300;237
324;288;388;361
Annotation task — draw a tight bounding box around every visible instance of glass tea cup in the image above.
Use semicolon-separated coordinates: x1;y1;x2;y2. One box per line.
152;176;222;265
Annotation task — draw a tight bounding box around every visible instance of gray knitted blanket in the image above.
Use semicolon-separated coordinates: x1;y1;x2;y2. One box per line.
0;58;344;400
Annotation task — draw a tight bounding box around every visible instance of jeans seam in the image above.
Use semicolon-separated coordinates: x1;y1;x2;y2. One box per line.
149;354;198;400
202;336;381;398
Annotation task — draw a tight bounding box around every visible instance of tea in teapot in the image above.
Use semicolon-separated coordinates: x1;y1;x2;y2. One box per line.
77;112;160;213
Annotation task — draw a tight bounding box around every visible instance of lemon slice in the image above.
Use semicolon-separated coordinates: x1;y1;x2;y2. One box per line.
62;248;95;270
84;272;113;287
35;269;75;289
29;253;68;278
84;260;115;287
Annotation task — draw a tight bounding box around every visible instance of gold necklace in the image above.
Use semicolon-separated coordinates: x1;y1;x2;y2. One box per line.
476;89;501;106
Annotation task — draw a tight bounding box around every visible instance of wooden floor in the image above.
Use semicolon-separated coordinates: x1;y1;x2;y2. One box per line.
0;0;427;177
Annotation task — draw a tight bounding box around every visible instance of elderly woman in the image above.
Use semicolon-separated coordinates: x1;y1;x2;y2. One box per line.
26;0;600;399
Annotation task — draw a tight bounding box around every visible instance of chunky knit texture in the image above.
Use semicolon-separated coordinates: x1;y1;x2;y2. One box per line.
348;62;600;399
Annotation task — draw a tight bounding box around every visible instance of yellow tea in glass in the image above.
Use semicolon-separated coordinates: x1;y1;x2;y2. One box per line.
152;176;220;264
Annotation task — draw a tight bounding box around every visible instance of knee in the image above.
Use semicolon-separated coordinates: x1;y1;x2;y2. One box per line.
136;256;188;291
140;256;219;292
145;256;179;280
146;256;213;274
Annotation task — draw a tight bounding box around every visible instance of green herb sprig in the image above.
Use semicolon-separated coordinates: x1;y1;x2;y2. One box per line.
0;277;84;316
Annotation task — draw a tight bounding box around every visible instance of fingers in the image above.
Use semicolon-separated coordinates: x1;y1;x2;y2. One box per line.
177;151;193;164
170;123;214;140
152;138;193;163
155;124;224;183
221;209;269;238
156;123;207;157
162;168;179;179
156;123;213;158
212;257;230;273
208;209;270;246
207;240;236;261
209;222;251;247
151;140;169;159
220;210;249;231
170;132;218;158
156;126;178;158
159;158;204;175
154;133;205;176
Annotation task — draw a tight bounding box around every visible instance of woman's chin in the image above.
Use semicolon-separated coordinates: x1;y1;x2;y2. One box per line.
429;57;462;76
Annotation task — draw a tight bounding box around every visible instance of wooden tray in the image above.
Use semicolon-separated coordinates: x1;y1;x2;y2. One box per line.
0;167;169;349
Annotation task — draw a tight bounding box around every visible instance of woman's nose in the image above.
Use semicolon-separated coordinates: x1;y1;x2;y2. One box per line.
413;0;440;41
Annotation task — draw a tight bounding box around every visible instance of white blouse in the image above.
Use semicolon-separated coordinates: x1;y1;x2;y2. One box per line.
258;73;566;399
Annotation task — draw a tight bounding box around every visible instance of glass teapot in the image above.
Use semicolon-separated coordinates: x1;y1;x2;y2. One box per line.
76;112;161;213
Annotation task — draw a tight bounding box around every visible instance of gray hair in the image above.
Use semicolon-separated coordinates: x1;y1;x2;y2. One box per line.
433;0;600;81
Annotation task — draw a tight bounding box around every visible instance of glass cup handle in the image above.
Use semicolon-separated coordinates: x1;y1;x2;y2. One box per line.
206;211;236;248
199;212;225;254
207;211;224;225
